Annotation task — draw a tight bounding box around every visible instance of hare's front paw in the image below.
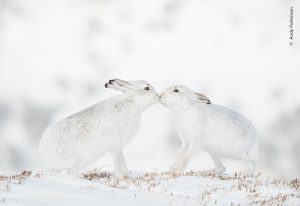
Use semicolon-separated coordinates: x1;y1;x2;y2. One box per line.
166;167;184;175
196;167;226;176
114;170;129;179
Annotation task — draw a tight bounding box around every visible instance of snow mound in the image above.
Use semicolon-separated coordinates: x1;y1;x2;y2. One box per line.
0;170;299;206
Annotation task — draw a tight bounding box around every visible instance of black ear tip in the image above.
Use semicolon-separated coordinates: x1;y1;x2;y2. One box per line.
105;83;108;88
108;80;114;84
207;100;211;104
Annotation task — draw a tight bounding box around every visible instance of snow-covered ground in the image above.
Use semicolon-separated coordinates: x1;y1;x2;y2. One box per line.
0;170;299;206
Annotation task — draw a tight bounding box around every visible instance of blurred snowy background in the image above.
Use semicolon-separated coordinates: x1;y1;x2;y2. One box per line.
0;0;299;178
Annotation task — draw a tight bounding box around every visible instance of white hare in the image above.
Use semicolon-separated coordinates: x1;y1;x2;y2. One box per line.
39;79;159;178
160;85;258;175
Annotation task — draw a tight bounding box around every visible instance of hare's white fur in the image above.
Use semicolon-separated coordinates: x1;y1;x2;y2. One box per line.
160;85;258;175
39;79;159;178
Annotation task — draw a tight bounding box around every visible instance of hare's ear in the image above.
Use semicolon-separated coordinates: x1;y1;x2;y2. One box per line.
193;93;211;104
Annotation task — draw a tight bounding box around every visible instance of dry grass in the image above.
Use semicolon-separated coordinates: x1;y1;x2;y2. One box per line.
287;178;300;190
80;170;300;206
80;171;164;190
0;170;298;205
0;170;32;184
0;170;32;193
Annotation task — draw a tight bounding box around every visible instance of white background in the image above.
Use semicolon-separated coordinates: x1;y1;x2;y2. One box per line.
0;0;299;178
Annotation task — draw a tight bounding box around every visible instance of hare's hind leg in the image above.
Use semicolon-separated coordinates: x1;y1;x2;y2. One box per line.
245;139;258;177
245;158;256;177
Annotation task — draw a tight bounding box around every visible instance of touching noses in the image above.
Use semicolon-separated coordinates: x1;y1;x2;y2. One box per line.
159;93;165;104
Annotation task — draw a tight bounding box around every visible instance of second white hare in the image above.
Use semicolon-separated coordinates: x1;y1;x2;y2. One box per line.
160;85;258;175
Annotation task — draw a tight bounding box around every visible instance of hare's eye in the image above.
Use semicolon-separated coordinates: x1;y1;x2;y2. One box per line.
173;88;179;93
144;86;150;91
